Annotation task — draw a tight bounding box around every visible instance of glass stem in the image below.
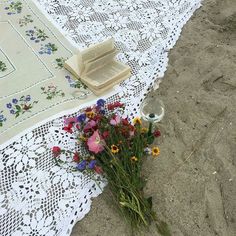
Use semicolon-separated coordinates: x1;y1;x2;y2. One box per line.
148;122;153;137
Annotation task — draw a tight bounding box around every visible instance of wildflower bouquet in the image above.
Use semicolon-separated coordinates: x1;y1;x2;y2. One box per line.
52;99;169;235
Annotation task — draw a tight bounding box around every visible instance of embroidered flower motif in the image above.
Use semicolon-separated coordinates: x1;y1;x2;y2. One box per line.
0;111;7;127
69;5;93;22
39;43;58;55
4;1;22;15
120;0;144;11
54;57;67;69
6;170;51;214
50;166;79;188
6;95;38;118
26;27;48;43
65;75;87;89
41;85;65;100
76;21;105;36
127;51;150;66
0;61;7;72
105;12;128;30
140;22;163;42
4;132;45;172
19;15;33;27
12;209;55;236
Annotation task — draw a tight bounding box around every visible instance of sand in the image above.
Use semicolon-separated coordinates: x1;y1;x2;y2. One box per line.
72;0;236;235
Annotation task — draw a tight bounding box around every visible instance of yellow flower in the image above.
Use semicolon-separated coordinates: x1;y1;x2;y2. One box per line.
80;135;87;141
152;147;160;157
86;111;95;118
141;127;148;133
130;156;138;162
133;117;142;125
111;145;119;154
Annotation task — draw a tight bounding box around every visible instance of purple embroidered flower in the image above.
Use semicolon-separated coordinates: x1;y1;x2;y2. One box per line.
6;103;12;109
77;114;86;123
10;109;15;114
96;99;106;107
88;160;97;169
76;160;87;171
12;98;18;104
25;95;31;101
100;109;106;115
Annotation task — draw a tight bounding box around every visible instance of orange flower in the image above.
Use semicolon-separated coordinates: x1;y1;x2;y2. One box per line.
111;144;119;154
131;156;138;162
133;117;142;125
152;147;160;157
86;111;95;118
141;127;148;133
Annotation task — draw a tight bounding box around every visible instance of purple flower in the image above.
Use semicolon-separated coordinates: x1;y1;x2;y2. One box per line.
25;95;31;101
96;99;106;107
88;160;97;169
10;109;15;114
100;109;106;115
76;160;87;171
6;103;12;109
12;98;18;104
77;114;86;123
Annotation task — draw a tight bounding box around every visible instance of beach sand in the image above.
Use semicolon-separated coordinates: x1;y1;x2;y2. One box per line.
72;0;236;235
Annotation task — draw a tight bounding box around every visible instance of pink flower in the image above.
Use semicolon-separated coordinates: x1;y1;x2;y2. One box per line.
84;120;97;132
94;165;103;174
87;130;104;154
110;114;121;126
64;117;77;125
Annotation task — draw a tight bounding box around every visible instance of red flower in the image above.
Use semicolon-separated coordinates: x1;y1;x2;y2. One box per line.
75;124;80;130
122;118;129;126
52;146;61;157
94;165;103;174
107;103;114;110
73;152;80;162
63;122;73;133
102;131;109;139
107;102;124;110
85;107;92;112
153;130;161;137
114;101;123;108
93;114;102;122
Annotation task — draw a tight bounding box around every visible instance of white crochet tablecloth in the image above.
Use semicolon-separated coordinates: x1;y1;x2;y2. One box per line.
0;0;202;235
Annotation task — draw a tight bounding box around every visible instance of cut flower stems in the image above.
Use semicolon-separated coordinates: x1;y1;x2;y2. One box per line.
52;99;170;235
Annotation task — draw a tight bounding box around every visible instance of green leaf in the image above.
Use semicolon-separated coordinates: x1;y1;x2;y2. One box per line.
15;105;21;111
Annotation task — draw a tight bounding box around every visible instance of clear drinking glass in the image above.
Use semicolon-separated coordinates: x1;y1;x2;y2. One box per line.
140;96;164;123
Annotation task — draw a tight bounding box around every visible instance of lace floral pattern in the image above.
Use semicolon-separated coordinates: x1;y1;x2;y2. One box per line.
0;0;202;235
34;0;202;119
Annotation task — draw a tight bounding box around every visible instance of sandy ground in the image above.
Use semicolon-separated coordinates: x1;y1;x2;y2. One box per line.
72;0;236;235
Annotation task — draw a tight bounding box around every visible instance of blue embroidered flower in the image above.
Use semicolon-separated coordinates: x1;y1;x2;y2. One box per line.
0;111;7;127
6;103;12;109
88;160;97;169
77;114;86;123
76;160;87;171
96;99;106;107
10;109;15;114
12;98;18;104
25;95;31;101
